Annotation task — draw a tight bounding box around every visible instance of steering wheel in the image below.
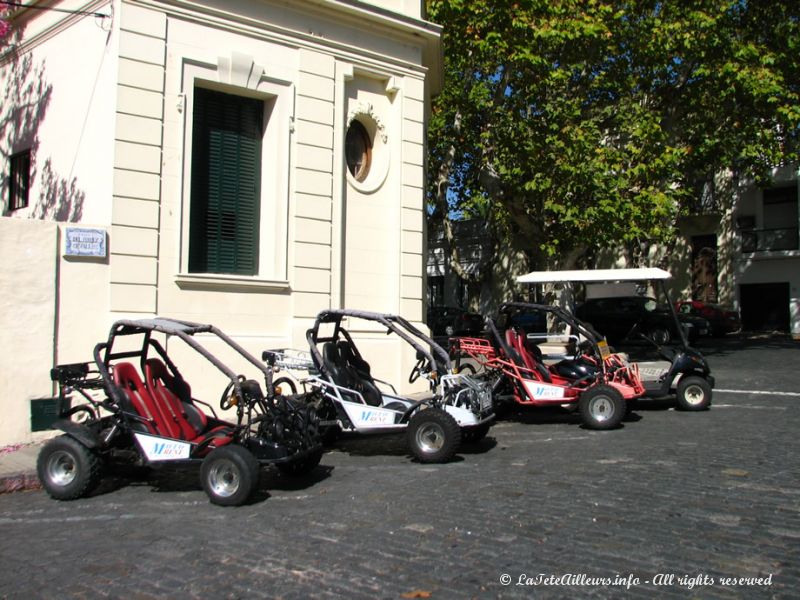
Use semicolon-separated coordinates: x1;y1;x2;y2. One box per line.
220;375;246;410
409;357;428;384
577;340;595;358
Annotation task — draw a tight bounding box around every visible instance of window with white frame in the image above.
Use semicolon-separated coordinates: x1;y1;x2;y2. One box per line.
189;87;264;276
180;68;292;286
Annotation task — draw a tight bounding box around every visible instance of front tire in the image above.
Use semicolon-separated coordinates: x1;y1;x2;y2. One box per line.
37;435;102;500
200;445;260;506
676;375;712;411
407;408;461;463
579;385;625;430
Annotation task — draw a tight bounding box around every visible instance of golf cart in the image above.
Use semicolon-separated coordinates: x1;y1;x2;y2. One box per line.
263;309;494;463
37;319;322;506
451;302;645;430
515;268;715;411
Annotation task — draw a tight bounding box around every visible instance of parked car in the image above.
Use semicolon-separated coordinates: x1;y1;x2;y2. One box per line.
505;306;547;332
427;306;484;337
676;300;741;337
576;296;710;345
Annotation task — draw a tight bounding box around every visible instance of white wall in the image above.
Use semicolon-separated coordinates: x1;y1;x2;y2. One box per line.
0;0;118;224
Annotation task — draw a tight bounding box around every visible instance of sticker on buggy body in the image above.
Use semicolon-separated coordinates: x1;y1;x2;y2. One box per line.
134;432;191;461
341;403;397;427
522;380;569;400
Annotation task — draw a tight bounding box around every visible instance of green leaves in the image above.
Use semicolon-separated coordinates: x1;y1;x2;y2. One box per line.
426;0;800;270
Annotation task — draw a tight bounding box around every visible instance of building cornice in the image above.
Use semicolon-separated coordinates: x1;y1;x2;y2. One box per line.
137;0;442;94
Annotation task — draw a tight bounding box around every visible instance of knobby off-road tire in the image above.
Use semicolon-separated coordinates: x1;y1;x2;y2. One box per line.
579;385;626;430
277;448;323;476
200;445;260;507
407;408;461;463
37;435;103;500
676;375;712;411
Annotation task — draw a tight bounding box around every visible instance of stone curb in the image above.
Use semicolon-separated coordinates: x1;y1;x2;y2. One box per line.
0;472;41;494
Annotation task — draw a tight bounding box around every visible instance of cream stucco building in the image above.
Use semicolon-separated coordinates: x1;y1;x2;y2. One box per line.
0;0;441;446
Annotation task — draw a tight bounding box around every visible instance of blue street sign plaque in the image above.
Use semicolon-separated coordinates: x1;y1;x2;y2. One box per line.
64;227;107;258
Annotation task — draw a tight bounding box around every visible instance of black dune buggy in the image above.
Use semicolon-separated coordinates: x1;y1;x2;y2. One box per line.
263;309;494;463
36;319;322;506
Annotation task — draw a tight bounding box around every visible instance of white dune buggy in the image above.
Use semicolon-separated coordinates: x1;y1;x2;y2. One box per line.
262;309;494;463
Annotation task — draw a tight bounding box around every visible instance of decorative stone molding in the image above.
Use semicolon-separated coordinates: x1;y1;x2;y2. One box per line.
217;52;264;90
347;102;387;143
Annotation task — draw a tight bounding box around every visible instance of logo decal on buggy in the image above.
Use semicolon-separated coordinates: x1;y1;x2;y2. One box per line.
134;433;191;461
522;381;569;400
357;410;395;425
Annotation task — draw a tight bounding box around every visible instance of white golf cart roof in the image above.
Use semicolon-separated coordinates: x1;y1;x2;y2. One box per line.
516;267;671;284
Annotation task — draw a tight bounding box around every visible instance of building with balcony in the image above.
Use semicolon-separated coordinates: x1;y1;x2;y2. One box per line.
733;167;799;334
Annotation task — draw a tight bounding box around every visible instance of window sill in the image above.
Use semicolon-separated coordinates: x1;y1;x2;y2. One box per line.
175;273;290;293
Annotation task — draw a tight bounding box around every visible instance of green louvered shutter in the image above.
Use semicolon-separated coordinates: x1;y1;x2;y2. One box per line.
189;87;262;275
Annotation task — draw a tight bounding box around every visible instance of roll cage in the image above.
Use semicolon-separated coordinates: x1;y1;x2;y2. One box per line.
306;309;452;383
95;318;278;406
496;302;611;372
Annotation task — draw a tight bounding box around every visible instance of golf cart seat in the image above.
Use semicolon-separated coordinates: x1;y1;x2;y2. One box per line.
322;342;382;406
114;361;233;448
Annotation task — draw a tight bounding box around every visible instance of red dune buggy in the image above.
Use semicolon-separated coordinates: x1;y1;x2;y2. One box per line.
36;319;322;506
452;303;644;430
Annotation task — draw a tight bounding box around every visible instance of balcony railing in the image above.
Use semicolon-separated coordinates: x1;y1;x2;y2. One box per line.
741;227;799;253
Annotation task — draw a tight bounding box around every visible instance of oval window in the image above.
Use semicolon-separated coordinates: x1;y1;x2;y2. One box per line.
345;120;372;182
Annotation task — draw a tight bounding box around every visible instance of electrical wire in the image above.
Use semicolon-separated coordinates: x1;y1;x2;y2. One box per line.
0;1;110;18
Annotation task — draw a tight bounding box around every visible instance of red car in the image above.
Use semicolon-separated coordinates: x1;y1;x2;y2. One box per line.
676;301;741;337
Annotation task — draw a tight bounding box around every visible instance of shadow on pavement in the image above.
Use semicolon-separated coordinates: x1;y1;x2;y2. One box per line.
328;430;497;462
86;460;334;505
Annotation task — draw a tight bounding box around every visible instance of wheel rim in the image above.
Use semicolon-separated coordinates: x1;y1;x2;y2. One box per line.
589;396;615;422
47;450;77;487
683;384;706;406
207;459;240;498
416;422;446;454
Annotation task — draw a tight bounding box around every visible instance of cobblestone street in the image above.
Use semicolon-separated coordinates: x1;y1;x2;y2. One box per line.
0;338;797;599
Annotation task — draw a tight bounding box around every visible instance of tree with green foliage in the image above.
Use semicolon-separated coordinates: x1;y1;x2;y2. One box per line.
427;0;800;279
